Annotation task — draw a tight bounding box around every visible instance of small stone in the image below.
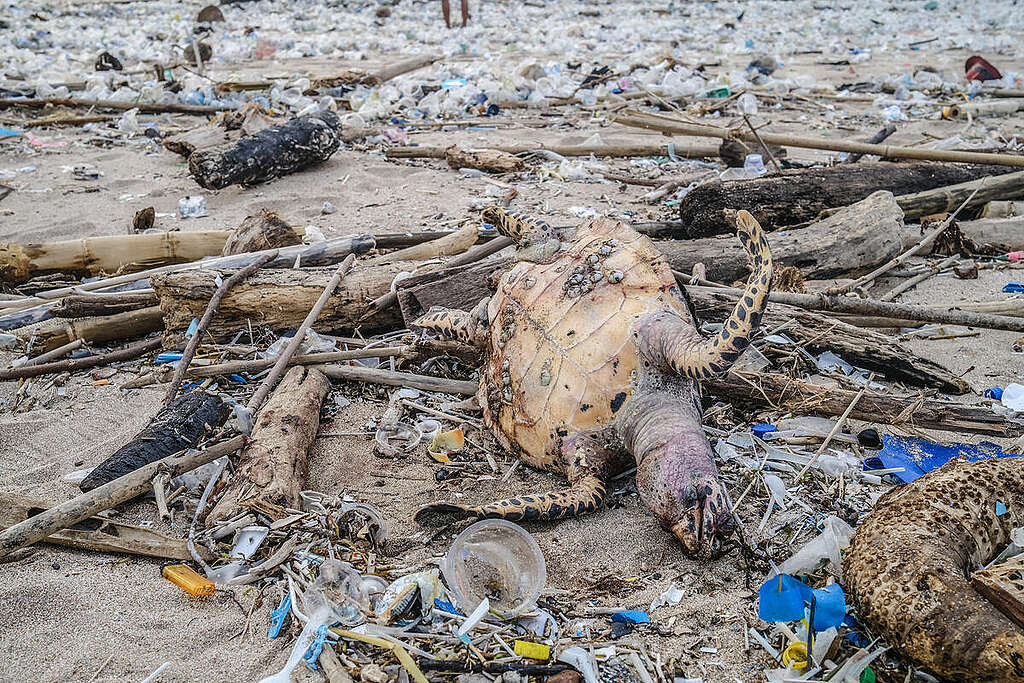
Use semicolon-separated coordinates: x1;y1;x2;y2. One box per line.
196;4;225;23
376;5;391;17
954;259;978;279
360;663;388;683
547;673;583;683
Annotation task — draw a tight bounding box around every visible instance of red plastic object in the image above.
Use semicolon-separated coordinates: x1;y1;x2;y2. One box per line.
965;56;1003;82
1008;251;1024;262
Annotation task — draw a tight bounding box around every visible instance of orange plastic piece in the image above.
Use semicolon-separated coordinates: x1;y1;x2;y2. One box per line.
162;564;215;597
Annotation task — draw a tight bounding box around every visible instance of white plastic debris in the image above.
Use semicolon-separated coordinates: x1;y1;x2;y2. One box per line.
1001;383;1024;411
177;196;207;218
649;583;685;611
303;225;327;243
779;515;854;577
558;646;599;683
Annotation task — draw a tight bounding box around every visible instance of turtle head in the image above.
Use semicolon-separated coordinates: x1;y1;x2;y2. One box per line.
666;472;735;559
633;421;735;559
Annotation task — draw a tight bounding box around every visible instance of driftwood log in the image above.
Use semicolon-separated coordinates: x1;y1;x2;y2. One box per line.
445;146;525;173
663;191;908;282
674;162;1015;237
0;435;246;560
189;111;342;189
957;216;1024;252
0;234;375;330
688;289;971;394
152;263;409;343
221;210;301;255
0;492;207;561
206;367;329;525
80;391;229;491
705;371;1024;438
31;305;164;355
0;231;230;284
50;291;159;318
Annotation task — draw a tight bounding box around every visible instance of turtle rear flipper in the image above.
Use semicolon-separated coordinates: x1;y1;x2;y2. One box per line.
414;472;606;525
638;209;773;379
415;436;610;526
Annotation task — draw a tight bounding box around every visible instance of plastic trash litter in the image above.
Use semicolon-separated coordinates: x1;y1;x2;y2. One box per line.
965;55;1002;81
162;564;215;597
1002;383;1024;411
778;515;853;577
178;196;208;218
375;568;443;622
443;519;546;617
611;610;651;624
869;434;1021;483
758;574;846;631
649;583;685;611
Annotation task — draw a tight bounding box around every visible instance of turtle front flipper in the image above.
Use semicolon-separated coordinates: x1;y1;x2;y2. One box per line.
481;206;561;262
638;210;773;379
413;299;489;346
414;471;606;526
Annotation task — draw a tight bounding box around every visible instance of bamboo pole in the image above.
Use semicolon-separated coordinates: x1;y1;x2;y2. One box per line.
386;140;720;160
614;110;1024;167
0;338;161;382
0;435;246;559
317;364;478;395
0;231;232;284
0;96;236;114
181;346;407;379
681;282;1024;333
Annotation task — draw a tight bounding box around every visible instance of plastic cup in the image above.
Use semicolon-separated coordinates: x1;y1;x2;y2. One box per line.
443;519;546;617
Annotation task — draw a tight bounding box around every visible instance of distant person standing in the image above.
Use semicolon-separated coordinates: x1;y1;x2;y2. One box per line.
442;0;469;27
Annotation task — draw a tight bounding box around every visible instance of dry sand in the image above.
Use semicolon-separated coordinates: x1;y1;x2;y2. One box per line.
3;2;1024;682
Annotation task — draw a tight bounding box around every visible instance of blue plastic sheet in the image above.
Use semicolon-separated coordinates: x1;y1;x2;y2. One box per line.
758;574;846;632
611;610;651;624
868;434;1021;483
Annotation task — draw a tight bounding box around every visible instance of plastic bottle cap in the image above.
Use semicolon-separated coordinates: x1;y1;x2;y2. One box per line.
752;424;777;438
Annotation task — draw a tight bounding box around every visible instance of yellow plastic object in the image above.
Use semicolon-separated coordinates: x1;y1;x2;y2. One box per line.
428;428;465;463
513;640;550;661
781;641;808;671
162;564;215;597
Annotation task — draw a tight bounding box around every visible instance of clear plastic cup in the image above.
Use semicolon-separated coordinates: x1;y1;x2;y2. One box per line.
443;519;546;617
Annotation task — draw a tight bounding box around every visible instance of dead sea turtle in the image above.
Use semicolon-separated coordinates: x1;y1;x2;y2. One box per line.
413;207;774;557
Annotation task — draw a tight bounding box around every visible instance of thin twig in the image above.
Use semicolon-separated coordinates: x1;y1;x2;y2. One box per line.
794;373;875;481
163;251;278;405
246;254;356;412
742;115;783;172
879;255;958;301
